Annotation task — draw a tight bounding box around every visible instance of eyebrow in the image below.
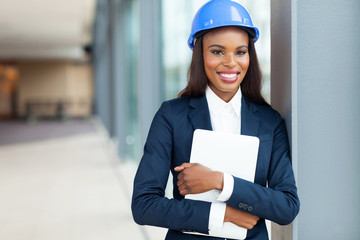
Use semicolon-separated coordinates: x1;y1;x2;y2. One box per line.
208;44;248;49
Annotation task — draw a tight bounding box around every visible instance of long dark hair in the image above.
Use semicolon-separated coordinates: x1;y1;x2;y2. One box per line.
178;30;268;106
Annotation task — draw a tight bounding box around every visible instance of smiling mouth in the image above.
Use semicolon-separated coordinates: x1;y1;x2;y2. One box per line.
217;72;239;83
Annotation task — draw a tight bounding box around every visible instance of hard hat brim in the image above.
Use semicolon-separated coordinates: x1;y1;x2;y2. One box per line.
189;25;259;49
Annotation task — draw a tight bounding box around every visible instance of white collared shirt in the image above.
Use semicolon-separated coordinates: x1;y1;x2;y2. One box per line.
206;86;241;134
205;86;240;235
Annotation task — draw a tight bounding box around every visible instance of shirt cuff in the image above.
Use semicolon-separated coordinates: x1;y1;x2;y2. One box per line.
208;202;226;235
215;173;234;201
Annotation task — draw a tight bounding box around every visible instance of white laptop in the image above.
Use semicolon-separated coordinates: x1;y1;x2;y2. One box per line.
184;129;259;240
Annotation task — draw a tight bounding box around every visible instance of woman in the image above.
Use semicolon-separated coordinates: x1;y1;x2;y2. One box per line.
132;0;300;239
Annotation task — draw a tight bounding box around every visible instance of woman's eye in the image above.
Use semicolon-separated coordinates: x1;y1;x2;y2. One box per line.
236;50;247;55
211;50;223;55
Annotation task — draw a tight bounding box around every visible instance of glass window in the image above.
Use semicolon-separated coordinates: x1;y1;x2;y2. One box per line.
123;0;141;161
239;0;271;102
161;0;208;100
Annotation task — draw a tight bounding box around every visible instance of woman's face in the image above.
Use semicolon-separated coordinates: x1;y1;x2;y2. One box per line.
203;26;250;102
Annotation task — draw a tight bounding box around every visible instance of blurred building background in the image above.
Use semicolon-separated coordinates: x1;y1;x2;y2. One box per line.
0;0;95;121
0;0;269;160
0;0;359;240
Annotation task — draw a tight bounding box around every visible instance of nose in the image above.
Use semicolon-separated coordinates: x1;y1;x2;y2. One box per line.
223;53;236;68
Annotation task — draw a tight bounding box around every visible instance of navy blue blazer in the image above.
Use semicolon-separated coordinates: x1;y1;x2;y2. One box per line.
132;95;300;240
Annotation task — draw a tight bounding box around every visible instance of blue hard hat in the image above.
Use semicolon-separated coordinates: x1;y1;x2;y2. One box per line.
188;0;260;49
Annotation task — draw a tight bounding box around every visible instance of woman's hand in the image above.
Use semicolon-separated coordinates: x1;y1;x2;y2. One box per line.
224;205;259;230
174;163;223;196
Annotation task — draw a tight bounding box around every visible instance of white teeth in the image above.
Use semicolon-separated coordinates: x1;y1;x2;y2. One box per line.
219;73;237;78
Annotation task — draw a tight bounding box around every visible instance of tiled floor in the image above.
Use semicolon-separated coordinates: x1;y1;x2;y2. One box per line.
0;119;167;240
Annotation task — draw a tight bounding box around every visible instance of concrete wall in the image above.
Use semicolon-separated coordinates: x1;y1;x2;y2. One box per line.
271;0;360;239
17;61;93;117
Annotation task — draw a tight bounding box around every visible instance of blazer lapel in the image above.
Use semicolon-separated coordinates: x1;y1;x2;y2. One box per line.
187;95;259;136
241;97;260;137
188;96;213;131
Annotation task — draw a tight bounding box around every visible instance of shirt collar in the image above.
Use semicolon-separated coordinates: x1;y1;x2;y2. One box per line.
205;86;242;117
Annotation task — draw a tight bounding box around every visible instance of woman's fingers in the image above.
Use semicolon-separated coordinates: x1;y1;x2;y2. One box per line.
174;163;196;172
175;163;219;195
175;163;192;192
177;171;183;180
177;178;184;186
178;184;190;196
224;205;259;230
177;180;188;195
174;166;184;171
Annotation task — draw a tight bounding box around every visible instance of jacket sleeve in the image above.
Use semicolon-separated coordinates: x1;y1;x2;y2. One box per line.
227;118;300;225
131;101;211;234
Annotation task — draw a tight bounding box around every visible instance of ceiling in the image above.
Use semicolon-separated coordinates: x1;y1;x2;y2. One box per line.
0;0;97;61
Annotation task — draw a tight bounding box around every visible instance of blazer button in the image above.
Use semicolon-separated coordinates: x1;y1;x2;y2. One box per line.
238;203;244;208
248;206;253;212
243;204;248;210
